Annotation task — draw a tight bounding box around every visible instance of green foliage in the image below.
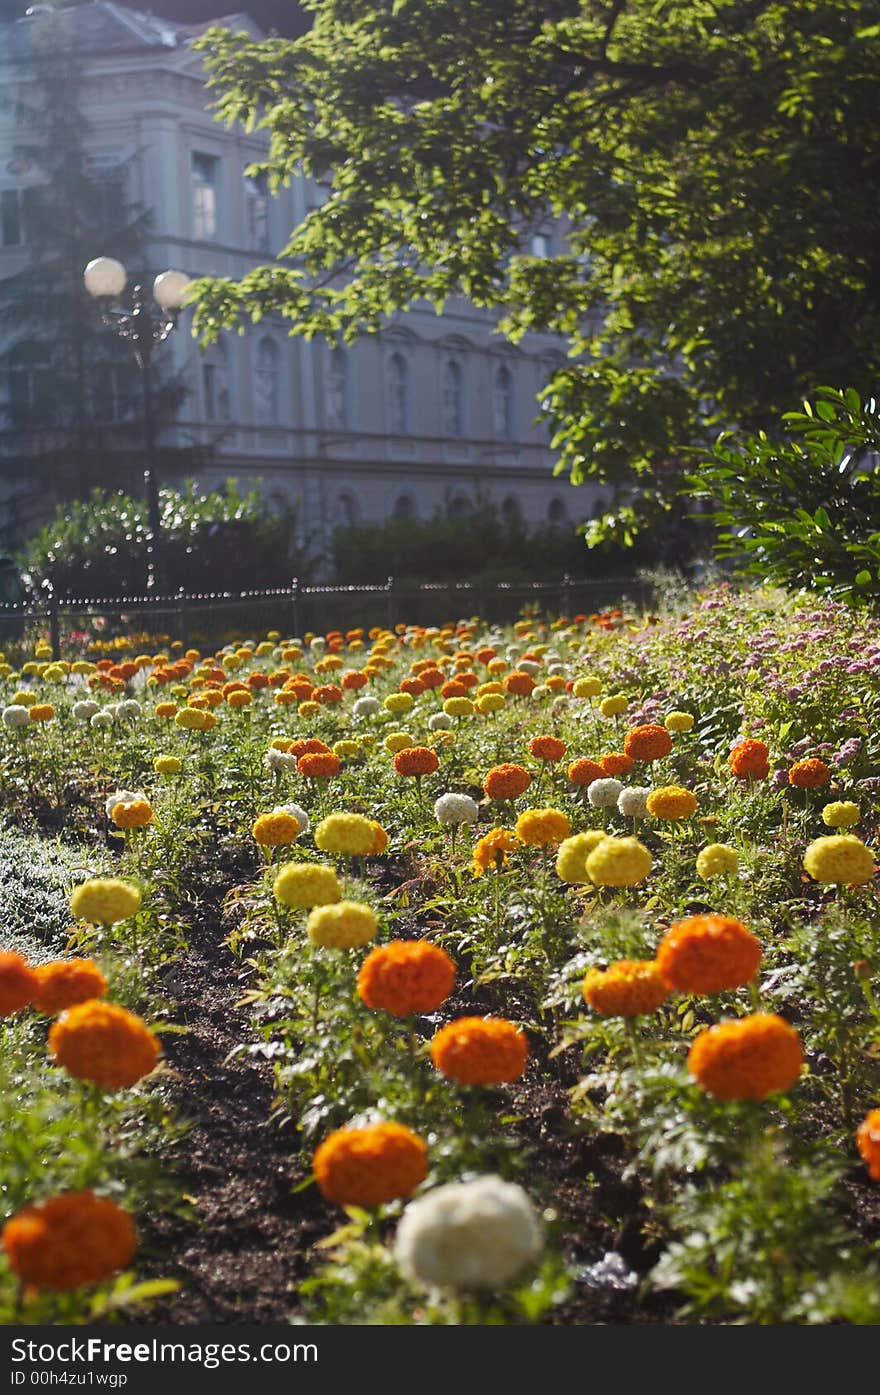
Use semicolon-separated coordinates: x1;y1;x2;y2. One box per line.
687;386;880;603
18;479;308;597
0;824;110;962
189;1;880;544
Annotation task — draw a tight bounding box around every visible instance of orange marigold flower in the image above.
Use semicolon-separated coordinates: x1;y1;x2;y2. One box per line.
687;1013;803;1100
567;758;605;787
341;670;369;690
155;701;178;718
483;763;532;801
393;746;439;777
514;807;571;847
583;960;668;1017
247;672;269;691
2;1191;136;1291
298;752;341;778
357;940;456;1016
623;723;673;762
656;914;762;994
289;738;331;759
49;1002;161;1090
399;676;426;697
313;1122;428;1208
111;798;153;830
226;688;253;708
440;679;468;699
0;951;38;1017
728;739;770;780
503;672;537;696
419;667;445;689
313;683;343;705
283;676;315;700
368;820;390;855
33;959;108;1015
788;758;831;789
472;827;519;876
856;1109;880;1181
528;735;567;762
600;752;634;777
430;1017;528;1085
252;810;302;846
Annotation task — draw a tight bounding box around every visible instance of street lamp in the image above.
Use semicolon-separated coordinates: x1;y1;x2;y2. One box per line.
83;257;191;592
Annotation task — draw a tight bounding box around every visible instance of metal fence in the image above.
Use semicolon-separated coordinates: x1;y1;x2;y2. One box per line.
0;574;654;658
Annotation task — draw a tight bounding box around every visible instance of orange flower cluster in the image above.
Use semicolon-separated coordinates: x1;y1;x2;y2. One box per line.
110;798;153;830
298;752;341;778
252;810;302;846
583;961;668;1017
567;758;605;787
656;914;762;994
483;763;532;801
49;1002;161;1090
289;738;331;759
33;959;107;1015
0;951;38;1016
528;735;566;762
357;940;456;1016
856;1109;880;1181
313;1122;428;1207
788;758;831;789
2;1191;136;1291
728;739;770;780
687;1013;803;1100
600;752;634;777
393;746;440;777
504;672;536;696
623;724;673;762
430;1016;528;1084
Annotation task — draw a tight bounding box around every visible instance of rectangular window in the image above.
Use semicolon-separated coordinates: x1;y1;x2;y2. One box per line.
244;171;269;252
191;152;218;241
1;190;21;248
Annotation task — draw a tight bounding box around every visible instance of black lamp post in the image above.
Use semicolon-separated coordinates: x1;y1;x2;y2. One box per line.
83;258;191;592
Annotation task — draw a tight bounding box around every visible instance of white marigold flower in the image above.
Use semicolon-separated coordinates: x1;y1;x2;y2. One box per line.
517;659;541;677
309;636;326;654
530;684;550;700
394;1175;542;1291
277;802;310;834
90;711;114;730
263;747;298;775
2;705;30;729
428;712;453;731
105;788;139;820
116;699;141;720
587;777;624;809
617;786;651;819
72;700;100;721
434;792;479;827
353;696;380;717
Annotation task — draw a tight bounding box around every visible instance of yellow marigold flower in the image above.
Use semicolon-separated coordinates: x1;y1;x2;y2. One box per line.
315;813;378;857
273;863;341;909
443;696;474;717
695;843;740;879
487;657;507;675
12;690;36;706
28;704;55;723
646;785;698;820
514;807;572;847
252;811;303;846
821;801;860;829
664;711;694;733
803;835;876;885
572;675;602;698
153;755;182;775
175;708;210;731
71;661;94;676
298;700;320;718
555;830;608;884
42;665;65;682
599;694;628;717
307;900;378;949
155;701;178;719
385;731;414;754
476;681;505;697
475;693;505;715
384;692;414;714
585;835;653;887
473;827;519;876
70;878;141;925
332;739;361;760
226;688;253;708
583;960;668;1016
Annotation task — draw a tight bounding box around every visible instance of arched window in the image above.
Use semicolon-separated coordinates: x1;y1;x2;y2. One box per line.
548;497;568;527
334;492;357;528
254;337;280;425
492;364;514;440
392;494;417;521
501;495;521;528
202;339;231;423
325;346;347;429
441;357;463;437
386;352;409;433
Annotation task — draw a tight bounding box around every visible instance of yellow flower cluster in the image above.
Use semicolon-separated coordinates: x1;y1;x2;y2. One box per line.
273;864;341;909
645;786;698;820
307;901;378;949
70;879;141;926
585;836;652;888
803;835;875;885
555;830;607;884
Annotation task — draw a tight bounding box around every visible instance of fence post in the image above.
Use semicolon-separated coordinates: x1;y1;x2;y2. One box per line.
386;575;395;630
561;571;572;618
290;577;299;638
176;587;189;650
48;593;60;661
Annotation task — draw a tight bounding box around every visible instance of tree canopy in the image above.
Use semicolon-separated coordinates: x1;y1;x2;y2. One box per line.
189;0;880;543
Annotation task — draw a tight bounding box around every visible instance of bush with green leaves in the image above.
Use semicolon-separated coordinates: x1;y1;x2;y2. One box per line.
688;386;880;603
18;479;309;599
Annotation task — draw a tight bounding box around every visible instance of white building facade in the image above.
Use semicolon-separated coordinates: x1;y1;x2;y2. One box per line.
0;4;602;570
